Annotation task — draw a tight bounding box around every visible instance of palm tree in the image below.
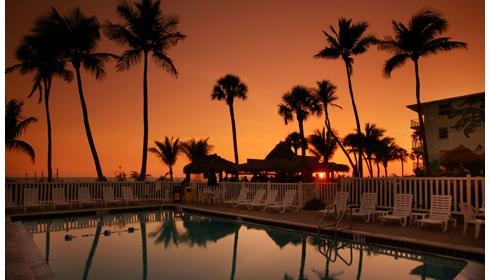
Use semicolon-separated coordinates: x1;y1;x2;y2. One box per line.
315;18;378;177
308;128;337;165
7;26;72;181
211;74;248;165
42;7;118;181
148;136;180;181
104;0;186;180
6;99;38;162
285;132;302;156
396;147;408;176
362;123;387;177
378;9;467;174
315;80;356;173
278;85;322;161
375;139;397;177
181;138;214;162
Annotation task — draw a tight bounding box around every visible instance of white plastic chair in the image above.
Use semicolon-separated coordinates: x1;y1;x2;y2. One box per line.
223;188;249;207
379;193;413;227
52;187;71;209
319;191;349;219
349;192;377;223
417;195;452;232
263;190;298;213
460;202;485;239
122;186;139;205
248;189;279;210
77;187;99;207
236;189;265;208
23;188;42;211
103;186;121;206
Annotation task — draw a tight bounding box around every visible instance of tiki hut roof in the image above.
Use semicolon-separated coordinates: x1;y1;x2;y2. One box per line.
183;154;237;174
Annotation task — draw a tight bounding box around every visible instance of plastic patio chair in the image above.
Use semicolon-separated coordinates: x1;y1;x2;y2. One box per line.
349;192;377;223
379;193;413;227
23;188;42;211
223;188;249;207
417;195;452;232
122;186;139;205
248;189;279;210
318;191;349;228
460;202;485;239
52;187;71;209
263;190;298;213
235;189;265;208
103;186;122;206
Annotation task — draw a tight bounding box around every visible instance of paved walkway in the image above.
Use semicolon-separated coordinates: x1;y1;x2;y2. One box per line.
6;202;485;279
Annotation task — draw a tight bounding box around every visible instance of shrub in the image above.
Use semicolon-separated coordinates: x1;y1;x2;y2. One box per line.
303;198;325;210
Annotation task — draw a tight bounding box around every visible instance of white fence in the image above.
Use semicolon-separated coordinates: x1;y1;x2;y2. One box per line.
6;176;484;214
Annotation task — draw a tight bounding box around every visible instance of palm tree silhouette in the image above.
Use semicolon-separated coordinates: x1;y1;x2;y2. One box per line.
6;99;38;162
378;9;467;174
362;123;387;177
278;85;322;162
104;0;186;181
7;26;72;181
314;80;356;174
181;138;214;162
285;132;302;156
308;128;337;165
148;136;180;181
315;18;378;177
395;147;408;176
211;74;248;166
42;7;118;181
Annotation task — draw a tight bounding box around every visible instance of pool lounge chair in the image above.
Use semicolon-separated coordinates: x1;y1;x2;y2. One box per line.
236;189;266;208
417;195;452;232
23;188;42;211
76;186;100;207
248;189;279;210
349;192;377;223
103;186;122;206
223;188;249;207
460;202;484;239
379;193;413;227
263;190;298;213
52;187;71;209
318;191;349;228
6;189;16;210
122;186;139;205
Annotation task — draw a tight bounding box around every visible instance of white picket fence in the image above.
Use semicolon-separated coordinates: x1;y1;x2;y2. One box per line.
6;176;484;214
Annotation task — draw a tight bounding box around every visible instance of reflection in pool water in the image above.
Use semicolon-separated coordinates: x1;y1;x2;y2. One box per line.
23;209;466;280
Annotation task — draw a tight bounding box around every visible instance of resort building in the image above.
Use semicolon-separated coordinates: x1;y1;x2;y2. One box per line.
407;92;484;175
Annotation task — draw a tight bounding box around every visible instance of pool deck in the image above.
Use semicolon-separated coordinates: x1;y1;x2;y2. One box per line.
5;202;485;279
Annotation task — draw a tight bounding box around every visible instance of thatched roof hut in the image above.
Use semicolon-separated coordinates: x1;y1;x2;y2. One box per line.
183;154;237;174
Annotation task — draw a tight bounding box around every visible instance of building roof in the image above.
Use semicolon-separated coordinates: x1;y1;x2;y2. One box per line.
406;92;484;112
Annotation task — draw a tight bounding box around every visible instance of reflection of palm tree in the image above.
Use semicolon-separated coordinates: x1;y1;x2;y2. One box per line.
298;236;307;280
104;0;186;180
379;9;467;174
278;85;322;162
149;136;180;181
315;18;378;177
5;99;37;162
7;29;72;181
83;217;103;280
140;213;148;280
211;74;248;165
150;211;181;248
230;224;241;280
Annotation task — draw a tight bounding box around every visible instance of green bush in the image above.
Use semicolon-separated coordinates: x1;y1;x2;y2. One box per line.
303;198;325;210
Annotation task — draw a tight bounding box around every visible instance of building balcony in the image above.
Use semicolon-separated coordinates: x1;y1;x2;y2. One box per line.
410;119;420;129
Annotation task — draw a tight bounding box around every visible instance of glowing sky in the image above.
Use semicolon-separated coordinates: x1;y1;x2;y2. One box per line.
5;0;484;179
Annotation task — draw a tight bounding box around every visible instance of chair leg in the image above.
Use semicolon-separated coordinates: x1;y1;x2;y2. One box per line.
475;224;482;239
463;222;468;236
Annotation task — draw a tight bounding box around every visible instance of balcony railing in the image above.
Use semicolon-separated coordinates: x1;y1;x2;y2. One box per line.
410;119;420;129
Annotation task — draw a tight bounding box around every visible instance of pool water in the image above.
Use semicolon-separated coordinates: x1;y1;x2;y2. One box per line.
23;209;466;280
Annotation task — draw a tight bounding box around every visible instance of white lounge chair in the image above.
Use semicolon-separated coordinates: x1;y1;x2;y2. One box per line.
349;192;377;223
263;190;298;213
122;186;139;205
319;191;349;219
236;189;265;208
223;188;249;207
23;188;42;211
460;202;484;239
77;187;99;207
379;193;413;227
248;189;279;210
417;195;452;232
6;189;16;210
103;186;121;206
52;187;71;209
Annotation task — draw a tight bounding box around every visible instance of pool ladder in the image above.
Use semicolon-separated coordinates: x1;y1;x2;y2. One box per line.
317;208;351;236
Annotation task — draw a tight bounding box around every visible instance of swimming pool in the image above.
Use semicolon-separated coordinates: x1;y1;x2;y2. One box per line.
21;209;468;280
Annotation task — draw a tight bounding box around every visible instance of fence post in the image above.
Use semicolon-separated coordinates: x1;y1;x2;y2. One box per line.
298;181;303;208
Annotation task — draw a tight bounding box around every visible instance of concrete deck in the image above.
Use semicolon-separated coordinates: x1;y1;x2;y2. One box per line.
6;202;485;279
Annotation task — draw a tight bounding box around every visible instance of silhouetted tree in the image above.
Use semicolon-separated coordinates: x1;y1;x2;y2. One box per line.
149;136;180;181
379;9;467;174
181;138;214;162
315;18;378;177
104;0;186;180
211;74;248;165
285;132;302;156
362;123;387;177
278;85;322;162
308;128;337;164
6;99;38;162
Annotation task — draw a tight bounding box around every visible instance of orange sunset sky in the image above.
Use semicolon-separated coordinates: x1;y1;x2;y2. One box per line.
4;0;485;179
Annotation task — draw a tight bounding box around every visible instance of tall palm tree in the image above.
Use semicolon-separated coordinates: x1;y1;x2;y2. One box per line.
7;27;72;181
181;138;214;162
375;139;397;177
211;74;248;165
362;123;387;177
148;136;180;181
278;85;322;161
104;0;186;180
396;146;408;176
315;80;356;173
308;128;337;164
42;7;118;181
6;99;38;162
378;9;467;174
315;18;378;177
285;132;302;156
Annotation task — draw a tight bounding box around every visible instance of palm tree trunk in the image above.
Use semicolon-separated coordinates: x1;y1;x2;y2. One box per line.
230;225;240;280
45;220;51;262
83;217;103;280
400;158;405;176
298;237;306;280
298;118;306;163
228;104;239;165
74;66;105;181
139;51;149;181
344;62;363;177
169;165;173;181
414;59;430;174
140;213;148;280
44;78;53;182
325;118;356;175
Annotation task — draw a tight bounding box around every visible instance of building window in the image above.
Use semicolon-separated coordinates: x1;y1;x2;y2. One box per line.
438;102;452;115
439;127;449;139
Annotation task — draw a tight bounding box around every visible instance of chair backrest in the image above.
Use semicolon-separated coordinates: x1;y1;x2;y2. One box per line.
79;187;91;201
281;190;296;206
52;188;66;203
460;202;476;221
237;188;249;201
252;189;266;203
24;188;39;206
393;193;413;216
6;189;15;207
265;190;279;204
122;186;134;200
359;192;377;213
333;191;349;212
429;195;452;220
103;186;115;200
